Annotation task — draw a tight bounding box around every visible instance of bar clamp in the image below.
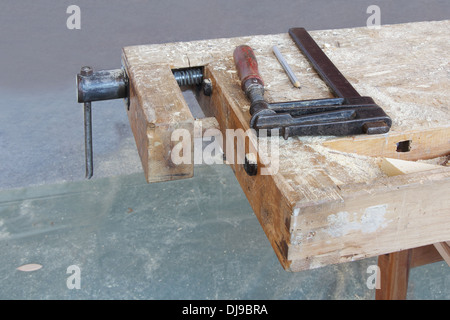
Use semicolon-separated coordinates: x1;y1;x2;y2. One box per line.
233;28;392;139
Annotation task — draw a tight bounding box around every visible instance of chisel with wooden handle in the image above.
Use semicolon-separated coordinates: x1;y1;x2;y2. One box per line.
233;45;276;127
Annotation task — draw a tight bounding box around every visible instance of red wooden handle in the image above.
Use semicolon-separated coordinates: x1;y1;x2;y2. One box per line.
233;45;264;90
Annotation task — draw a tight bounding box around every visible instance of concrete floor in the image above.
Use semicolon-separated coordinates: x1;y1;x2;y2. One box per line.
1;165;448;299
0;1;449;299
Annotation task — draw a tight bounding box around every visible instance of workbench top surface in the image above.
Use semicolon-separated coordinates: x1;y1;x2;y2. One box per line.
122;20;450;271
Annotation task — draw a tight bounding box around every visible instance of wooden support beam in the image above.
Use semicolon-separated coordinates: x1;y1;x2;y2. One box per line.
376;250;411;300
433;242;450;267
410;245;443;268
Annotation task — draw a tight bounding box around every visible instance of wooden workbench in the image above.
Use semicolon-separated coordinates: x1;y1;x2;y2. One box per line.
121;20;450;276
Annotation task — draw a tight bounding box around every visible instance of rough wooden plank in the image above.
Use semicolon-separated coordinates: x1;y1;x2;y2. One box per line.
380;157;442;176
322;127;450;161
205;65;294;268
288;167;450;271
121;59;194;183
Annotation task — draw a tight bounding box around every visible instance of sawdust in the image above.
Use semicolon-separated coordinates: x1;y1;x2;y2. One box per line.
417;155;449;166
318;21;450;132
275;135;384;190
308;143;383;185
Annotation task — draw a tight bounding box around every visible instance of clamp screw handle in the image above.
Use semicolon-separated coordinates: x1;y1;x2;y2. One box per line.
80;66;94;179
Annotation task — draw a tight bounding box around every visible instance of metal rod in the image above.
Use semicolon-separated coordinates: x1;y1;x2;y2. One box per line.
79;66;94;179
84;101;93;179
272;45;300;88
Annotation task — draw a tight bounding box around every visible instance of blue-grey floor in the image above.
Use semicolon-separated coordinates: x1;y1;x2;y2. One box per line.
0;1;448;299
1;165;448;299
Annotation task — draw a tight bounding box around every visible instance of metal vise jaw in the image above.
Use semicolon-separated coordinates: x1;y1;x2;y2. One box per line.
76;66;129;179
76;65;205;179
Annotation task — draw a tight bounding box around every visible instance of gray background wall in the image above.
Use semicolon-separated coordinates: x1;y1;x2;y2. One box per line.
1;0;449;189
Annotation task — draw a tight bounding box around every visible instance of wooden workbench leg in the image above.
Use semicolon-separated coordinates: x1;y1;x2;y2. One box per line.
376;250;412;300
